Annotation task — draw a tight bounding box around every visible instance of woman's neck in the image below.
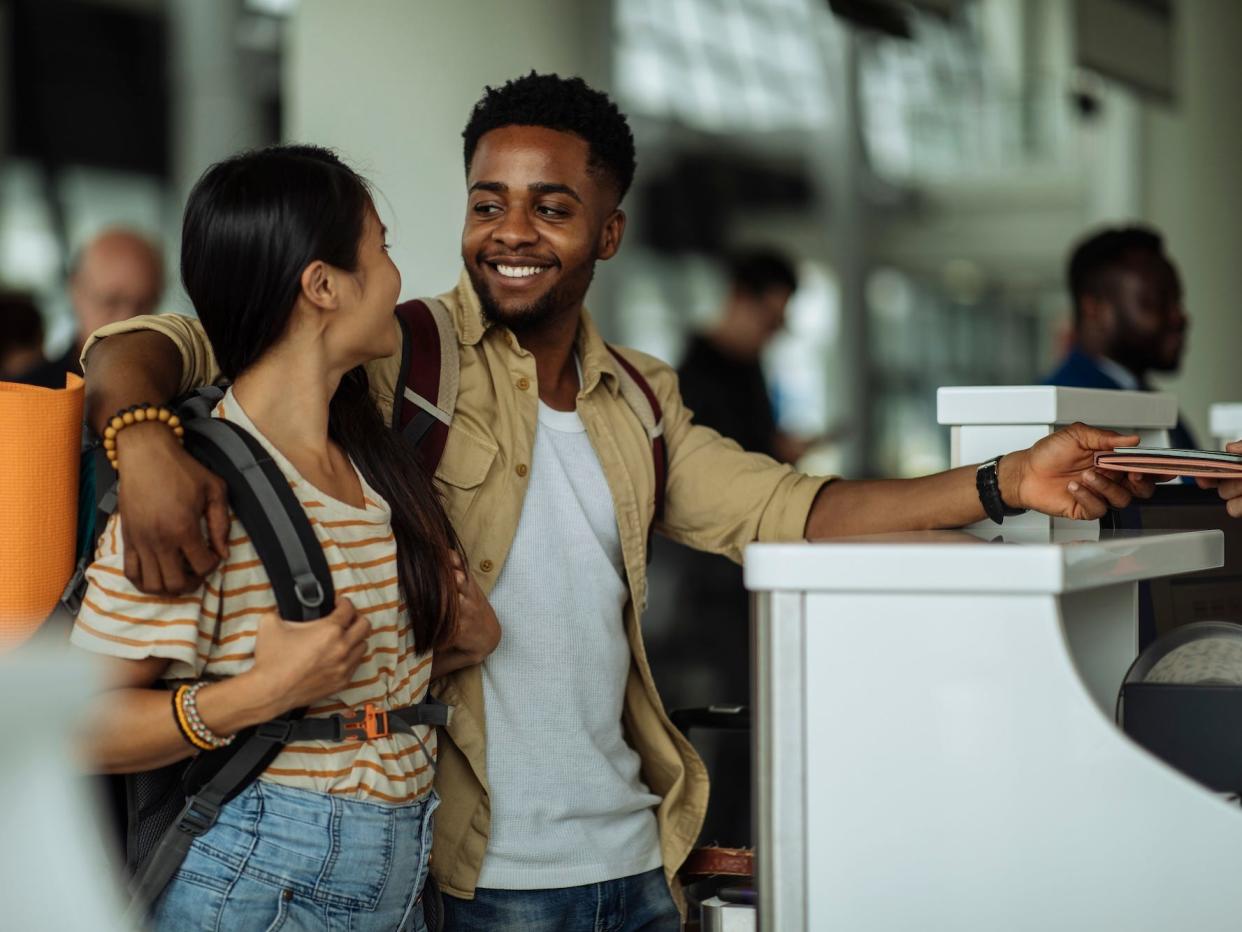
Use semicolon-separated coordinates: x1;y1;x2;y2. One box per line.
230;329;350;478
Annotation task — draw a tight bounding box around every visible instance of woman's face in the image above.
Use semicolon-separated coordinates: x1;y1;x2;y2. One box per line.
331;205;402;365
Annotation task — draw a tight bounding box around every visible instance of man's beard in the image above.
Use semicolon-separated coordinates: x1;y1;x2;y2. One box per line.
469;263;594;335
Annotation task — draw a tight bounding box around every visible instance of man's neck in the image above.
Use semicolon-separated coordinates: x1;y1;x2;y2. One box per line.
514;304;581;411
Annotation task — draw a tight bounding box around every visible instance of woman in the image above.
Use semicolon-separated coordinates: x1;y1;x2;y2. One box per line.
72;145;488;931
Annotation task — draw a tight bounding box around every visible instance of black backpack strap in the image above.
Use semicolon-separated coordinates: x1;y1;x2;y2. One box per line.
392;298;459;473
125;405;335;918
605;346;668;546
181;418;332;619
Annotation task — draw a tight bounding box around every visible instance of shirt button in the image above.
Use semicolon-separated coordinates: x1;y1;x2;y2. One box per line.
480;559;494;573
516;376;530;391
516;463;528;478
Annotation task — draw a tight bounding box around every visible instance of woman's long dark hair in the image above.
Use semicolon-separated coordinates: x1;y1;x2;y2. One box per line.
181;144;460;653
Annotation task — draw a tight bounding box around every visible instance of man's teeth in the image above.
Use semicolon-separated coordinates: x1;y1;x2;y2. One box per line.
495;265;546;279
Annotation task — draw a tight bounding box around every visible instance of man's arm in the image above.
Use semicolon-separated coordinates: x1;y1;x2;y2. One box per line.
804;423;1146;538
629;345;1152;552
83;328;231;593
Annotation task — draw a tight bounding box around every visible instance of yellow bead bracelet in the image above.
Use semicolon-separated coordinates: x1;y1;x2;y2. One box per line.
102;403;184;470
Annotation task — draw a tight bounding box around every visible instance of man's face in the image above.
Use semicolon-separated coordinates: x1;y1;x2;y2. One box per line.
71;239;163;338
1105;250;1188;374
462;125;624;333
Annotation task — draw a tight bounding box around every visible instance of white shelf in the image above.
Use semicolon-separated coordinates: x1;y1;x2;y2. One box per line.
745;528;1222;595
937;385;1177;428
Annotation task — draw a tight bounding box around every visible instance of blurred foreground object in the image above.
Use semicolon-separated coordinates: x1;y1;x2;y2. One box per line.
0;645;128;929
0;373;83;645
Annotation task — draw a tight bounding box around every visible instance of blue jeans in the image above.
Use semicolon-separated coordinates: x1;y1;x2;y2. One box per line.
150;779;438;932
440;867;680;931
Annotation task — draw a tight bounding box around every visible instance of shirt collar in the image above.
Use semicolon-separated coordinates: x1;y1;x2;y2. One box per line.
446;268;621;397
1094;354;1142;391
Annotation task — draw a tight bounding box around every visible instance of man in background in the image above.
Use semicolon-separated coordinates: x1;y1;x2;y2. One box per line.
19;227;163;387
677;248;814;464
1044;225;1195;448
648;249;817;851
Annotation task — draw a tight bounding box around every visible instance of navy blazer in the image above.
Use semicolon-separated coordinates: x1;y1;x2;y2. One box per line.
1043;347;1197;450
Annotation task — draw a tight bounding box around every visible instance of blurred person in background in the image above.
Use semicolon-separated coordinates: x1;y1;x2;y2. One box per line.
1044;225;1195;448
654;248;820;850
25;227;164;386
0;291;48;383
678;248;815;464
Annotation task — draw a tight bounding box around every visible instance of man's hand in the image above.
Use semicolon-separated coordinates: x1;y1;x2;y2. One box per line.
116;423;230;594
431;551;501;679
1000;422;1157;520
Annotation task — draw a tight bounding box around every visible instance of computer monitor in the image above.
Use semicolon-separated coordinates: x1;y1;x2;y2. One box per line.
1106;485;1242;650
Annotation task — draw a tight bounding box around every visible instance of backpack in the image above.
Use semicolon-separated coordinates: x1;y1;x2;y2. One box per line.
61;386;449;922
391;298;668;536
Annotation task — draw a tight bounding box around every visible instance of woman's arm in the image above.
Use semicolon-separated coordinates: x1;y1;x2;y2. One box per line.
83;598;370;773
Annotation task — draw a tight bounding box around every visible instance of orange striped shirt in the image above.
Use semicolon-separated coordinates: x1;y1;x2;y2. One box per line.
70;390;436;805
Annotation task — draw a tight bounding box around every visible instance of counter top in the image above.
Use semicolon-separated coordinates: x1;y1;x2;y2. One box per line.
937;385;1177;427
744;528;1222;595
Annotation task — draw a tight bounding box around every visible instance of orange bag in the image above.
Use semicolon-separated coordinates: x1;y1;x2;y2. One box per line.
0;374;83;646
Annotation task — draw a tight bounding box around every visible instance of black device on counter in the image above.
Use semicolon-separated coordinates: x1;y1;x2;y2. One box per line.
1104;484;1242;650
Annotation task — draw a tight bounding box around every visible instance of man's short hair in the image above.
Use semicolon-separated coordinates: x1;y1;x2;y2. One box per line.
1068;225;1164;320
462;71;637;202
727;249;798;296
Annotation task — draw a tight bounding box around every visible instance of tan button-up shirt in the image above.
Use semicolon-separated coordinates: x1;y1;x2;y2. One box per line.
84;270;831;898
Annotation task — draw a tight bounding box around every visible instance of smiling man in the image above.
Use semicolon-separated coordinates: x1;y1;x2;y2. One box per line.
81;73;1153;931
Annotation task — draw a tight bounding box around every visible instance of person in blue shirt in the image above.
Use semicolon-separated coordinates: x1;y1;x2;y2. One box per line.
1044;225;1195;449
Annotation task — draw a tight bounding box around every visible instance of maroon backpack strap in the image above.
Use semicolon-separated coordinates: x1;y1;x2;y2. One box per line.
605;345;667;530
392;298;458;474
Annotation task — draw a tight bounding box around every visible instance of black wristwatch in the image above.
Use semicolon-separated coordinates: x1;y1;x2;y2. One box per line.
976;456;1027;525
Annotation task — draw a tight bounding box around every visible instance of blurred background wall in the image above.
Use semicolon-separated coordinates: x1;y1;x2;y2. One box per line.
2;0;1240;471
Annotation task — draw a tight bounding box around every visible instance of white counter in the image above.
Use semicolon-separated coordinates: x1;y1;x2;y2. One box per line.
746;528;1238;932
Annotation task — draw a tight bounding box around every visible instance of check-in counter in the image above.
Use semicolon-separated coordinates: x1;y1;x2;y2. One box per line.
746;527;1238;931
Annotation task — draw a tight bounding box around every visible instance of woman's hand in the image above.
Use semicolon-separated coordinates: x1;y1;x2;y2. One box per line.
1000;422;1158;520
431;552;501;679
243;598;371;717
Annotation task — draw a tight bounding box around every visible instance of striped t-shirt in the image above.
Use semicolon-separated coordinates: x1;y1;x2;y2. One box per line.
71;389;436;805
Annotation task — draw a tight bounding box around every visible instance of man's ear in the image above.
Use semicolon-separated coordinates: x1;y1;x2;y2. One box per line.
596;209;627;262
1079;292;1115;336
299;260;339;311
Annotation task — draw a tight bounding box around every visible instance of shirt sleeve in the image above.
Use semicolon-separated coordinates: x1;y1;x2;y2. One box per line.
70;512;221;682
633;350;836;563
82;313;405;422
81;314;221;395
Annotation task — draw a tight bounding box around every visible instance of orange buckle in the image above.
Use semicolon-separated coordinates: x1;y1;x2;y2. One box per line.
342;703;389;741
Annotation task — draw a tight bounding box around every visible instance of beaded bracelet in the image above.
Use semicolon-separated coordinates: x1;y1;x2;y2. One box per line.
102;403;184;470
176;682;235;751
172;684;212;751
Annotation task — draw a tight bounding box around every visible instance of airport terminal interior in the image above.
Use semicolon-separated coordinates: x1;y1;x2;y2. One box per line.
3;1;1242;929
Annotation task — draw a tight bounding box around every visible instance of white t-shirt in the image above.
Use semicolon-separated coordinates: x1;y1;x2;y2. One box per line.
477;398;663;889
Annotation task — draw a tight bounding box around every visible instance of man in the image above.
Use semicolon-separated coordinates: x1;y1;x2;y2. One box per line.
1044;225;1195;448
82;74;1150;930
22;228;163;387
657;248;815;847
677;248;814;464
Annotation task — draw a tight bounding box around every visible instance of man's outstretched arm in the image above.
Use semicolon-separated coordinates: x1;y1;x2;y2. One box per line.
83;330;231;593
805;422;1153;539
